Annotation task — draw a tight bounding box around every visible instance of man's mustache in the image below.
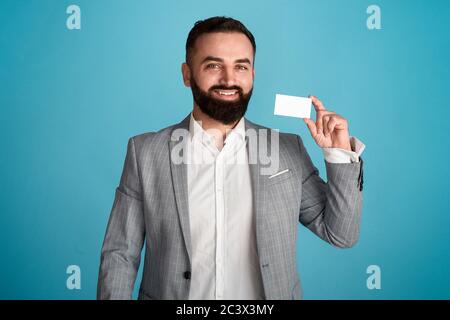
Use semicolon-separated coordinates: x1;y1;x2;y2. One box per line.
208;85;243;93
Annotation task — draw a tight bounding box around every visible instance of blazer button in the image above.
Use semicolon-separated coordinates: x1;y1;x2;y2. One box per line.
184;271;191;280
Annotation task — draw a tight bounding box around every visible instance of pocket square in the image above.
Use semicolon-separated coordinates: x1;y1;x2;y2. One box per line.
268;169;290;179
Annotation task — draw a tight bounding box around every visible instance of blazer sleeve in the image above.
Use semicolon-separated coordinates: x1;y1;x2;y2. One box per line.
297;135;363;248
97;137;146;299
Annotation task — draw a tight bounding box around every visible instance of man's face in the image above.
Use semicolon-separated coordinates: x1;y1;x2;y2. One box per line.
182;32;255;124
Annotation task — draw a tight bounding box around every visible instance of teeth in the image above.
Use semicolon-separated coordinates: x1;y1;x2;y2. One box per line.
217;90;237;96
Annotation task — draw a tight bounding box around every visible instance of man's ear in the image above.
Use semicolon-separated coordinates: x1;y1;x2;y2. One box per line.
181;63;191;87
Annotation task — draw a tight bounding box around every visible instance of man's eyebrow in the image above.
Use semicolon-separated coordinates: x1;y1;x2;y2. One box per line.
201;56;224;64
234;58;251;65
201;56;252;65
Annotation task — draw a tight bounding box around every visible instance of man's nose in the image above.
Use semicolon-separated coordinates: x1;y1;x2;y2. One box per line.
218;67;236;87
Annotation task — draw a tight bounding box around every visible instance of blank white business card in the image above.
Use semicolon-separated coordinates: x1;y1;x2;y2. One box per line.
274;94;311;119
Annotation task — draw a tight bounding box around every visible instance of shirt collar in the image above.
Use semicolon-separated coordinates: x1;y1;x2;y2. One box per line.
189;112;246;145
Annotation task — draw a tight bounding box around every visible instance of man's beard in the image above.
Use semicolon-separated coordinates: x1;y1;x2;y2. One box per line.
190;77;253;125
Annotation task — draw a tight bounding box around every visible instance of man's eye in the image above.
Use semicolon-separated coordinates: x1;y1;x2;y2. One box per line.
236;65;248;71
206;64;220;69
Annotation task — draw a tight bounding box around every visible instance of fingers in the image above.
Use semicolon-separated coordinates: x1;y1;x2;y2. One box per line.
316;114;324;136
303;118;317;138
303;95;350;148
316;110;335;136
309;95;335;135
327;116;338;136
323;114;344;136
310;95;326;112
306;112;337;138
323;115;330;137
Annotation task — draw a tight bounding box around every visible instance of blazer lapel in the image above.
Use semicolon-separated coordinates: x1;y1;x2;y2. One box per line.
245;119;270;264
169;114;192;264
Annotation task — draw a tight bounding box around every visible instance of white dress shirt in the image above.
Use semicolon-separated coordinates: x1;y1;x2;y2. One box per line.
187;113;265;300
186;113;365;300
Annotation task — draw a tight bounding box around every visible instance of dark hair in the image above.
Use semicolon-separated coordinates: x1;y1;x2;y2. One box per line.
185;16;256;66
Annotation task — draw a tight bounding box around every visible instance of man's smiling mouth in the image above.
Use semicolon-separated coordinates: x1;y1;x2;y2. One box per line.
213;89;239;97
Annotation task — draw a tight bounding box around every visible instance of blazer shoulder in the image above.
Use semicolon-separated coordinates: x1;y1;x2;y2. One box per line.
130;114;190;148
129;122;180;150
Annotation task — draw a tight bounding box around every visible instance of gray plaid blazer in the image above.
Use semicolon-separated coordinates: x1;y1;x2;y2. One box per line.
97;114;364;300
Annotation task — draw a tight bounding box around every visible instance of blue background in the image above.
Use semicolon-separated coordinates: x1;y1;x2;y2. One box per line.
1;0;449;299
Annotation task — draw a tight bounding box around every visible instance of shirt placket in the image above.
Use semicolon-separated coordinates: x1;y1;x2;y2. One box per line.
215;150;225;300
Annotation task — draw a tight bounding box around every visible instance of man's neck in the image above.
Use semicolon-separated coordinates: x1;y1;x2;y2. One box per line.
192;105;240;151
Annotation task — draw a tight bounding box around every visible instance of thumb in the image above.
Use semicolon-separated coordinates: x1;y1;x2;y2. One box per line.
303;118;317;137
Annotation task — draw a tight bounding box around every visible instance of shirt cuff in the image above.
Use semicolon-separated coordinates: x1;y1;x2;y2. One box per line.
322;136;366;163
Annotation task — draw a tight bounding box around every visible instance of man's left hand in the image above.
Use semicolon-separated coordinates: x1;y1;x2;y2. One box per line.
303;95;352;151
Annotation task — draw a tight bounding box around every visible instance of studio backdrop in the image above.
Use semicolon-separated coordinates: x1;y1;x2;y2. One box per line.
0;0;449;299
